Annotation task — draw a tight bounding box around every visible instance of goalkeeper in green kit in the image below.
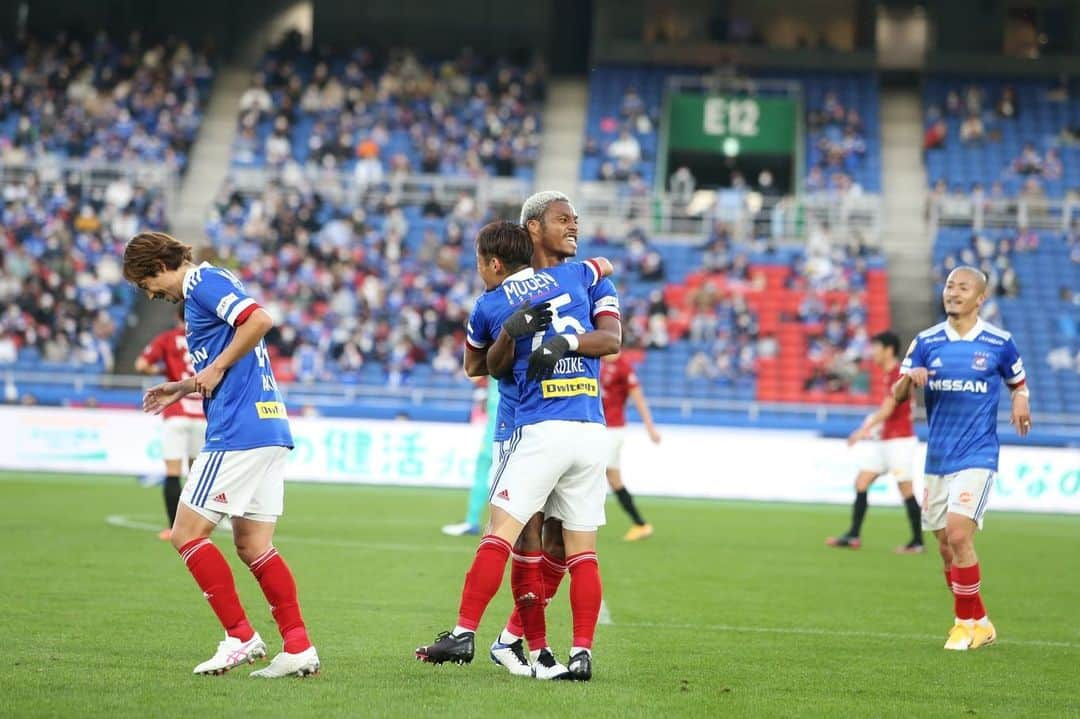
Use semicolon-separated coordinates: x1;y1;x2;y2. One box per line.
442;380;501;536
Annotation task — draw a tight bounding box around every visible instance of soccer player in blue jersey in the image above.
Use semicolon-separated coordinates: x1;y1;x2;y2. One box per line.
123;232;319;677
894;266;1031;651
416;221;619;681
483;192;622;679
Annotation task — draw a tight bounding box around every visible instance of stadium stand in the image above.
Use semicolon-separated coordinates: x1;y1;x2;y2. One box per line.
0;32;214;172
230;39;544;182
581;65;881;193
0;170;171;378
923;76;1080;199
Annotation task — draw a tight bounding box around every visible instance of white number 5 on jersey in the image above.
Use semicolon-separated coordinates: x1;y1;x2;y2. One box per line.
530;293;586;351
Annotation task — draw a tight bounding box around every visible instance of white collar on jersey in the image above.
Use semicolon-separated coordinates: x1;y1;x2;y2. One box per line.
943;317;985;342
181;261;214;300
502;267;535;284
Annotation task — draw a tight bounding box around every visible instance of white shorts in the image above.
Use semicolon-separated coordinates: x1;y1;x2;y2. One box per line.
181;446;291;523
856;436;916;481
922;468;996;531
606;427;625;470
489;420;608;532
162;416;207;461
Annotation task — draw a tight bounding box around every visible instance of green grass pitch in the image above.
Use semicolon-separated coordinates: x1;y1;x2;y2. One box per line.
1;472;1077;718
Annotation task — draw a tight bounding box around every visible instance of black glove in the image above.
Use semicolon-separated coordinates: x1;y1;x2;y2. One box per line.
527;335;571;382
503;301;553;339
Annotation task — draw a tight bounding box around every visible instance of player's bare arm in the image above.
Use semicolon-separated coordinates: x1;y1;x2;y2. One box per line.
848;395;898;446
134;356;158;375
194;308;274;397
1010;386;1032;436
629;386;661;443
143;377;198;415
463;344;489;378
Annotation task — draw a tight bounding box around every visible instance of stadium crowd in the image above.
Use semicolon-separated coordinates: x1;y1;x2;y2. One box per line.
0;31;213;172
232;35;545;181
0;171;170;370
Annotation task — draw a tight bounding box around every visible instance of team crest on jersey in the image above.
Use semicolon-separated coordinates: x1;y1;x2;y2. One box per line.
971;354;988;370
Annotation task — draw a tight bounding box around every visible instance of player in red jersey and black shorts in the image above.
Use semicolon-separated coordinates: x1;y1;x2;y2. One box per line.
599;352;661;540
827;330;923;553
135;304;208;541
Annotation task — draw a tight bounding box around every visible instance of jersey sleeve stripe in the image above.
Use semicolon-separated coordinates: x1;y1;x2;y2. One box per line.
466;336;487;351
233;302;260;326
594;309;621;320
225;298;256;326
1006;374;1026;387
585;259;602;286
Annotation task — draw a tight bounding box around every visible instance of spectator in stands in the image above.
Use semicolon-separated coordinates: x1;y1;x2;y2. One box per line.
1046;346;1080;373
996;85;1018;119
1013;143;1043;175
1042;147;1063;180
960;114;985;144
608;128;642;167
997;266;1020;298
239;73;273;118
924;118;947;150
353;140;384;191
669;165;696;204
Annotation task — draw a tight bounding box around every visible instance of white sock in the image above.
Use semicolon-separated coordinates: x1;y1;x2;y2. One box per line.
499;629;522;645
452;625;473;637
975;616;990;627
957;618;975;628
570;645;592;657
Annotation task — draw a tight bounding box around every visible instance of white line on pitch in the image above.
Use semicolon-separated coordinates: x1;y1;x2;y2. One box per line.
105;514;471;554
618;621;1080;649
598;598;614;625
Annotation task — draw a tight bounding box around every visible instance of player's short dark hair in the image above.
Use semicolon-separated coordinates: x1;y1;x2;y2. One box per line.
871;330;901;357
476;221;532;271
122;232;193;284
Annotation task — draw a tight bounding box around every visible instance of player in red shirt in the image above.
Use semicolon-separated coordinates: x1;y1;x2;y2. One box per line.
600;352;661;540
827;331;923;553
135;305;207;541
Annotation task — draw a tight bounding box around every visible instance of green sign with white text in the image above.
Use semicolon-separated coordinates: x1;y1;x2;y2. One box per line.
667;94;797;155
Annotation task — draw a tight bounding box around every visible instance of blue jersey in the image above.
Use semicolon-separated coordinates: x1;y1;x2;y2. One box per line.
476;276;620;442
901;319;1025;474
467;261;615;430
182;262;293;452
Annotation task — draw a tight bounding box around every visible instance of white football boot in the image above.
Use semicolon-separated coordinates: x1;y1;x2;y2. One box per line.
193;633;267;675
250;646;321;678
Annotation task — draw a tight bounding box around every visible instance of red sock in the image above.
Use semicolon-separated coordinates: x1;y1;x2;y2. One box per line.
178;538;253;641
249;547;311;654
509;551;547;649
952;563;986;620
505;551;567;638
567;551;602;650
457;535;512;631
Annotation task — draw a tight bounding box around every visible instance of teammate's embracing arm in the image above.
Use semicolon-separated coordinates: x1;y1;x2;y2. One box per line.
485;257;620;379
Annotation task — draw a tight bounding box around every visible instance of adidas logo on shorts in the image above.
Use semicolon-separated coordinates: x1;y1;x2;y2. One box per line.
496;489;510;501
212;492;228;504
